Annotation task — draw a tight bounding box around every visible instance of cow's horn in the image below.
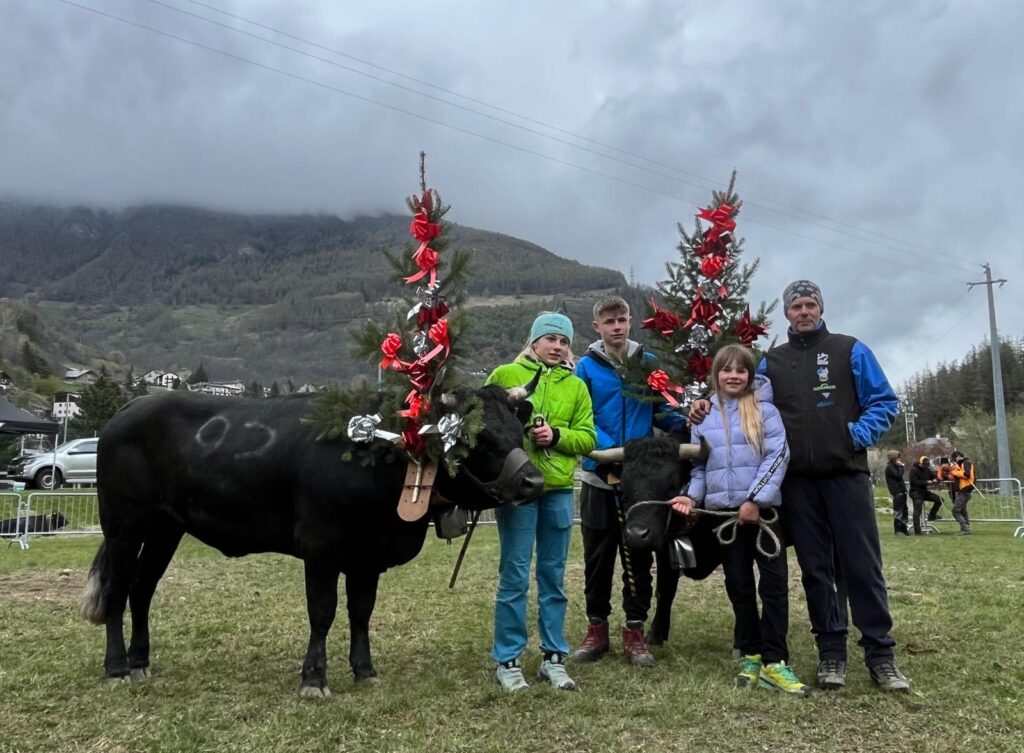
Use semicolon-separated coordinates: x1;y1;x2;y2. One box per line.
507;368;542;402
678;438;710;461
589;447;624;464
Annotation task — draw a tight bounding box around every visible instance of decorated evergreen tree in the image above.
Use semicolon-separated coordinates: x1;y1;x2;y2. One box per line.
311;154;483;474
641;172;774;405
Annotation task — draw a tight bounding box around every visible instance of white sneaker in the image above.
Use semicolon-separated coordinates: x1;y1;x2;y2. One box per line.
538;653;577;691
496;661;529;692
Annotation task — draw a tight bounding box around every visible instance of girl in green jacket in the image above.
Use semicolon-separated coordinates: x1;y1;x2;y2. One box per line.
484;312;596;692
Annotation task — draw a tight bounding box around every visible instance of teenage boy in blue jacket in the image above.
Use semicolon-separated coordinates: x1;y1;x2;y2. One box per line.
570;295;687;666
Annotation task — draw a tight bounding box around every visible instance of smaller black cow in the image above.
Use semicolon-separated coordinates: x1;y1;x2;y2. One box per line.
0;512;68;536
81;387;543;696
614;435;722;646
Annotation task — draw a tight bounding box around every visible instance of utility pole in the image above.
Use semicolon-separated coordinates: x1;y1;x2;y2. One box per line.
967;264;1011;493
902;396;917;446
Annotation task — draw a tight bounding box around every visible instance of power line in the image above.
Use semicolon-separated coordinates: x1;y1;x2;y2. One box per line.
50;0;968;284
157;0;977;273
887;290;983;382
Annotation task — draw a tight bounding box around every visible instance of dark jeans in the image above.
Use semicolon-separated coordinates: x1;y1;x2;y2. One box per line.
953;489;972;529
579;483;653;623
910;488;943;530
720;520;789;664
782;473;896;667
891;491;909;531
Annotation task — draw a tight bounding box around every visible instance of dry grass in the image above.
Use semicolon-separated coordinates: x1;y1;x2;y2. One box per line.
1;519;1023;753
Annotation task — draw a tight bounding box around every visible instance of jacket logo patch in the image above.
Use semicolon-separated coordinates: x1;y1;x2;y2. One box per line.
817;366;829;382
817;353;829;366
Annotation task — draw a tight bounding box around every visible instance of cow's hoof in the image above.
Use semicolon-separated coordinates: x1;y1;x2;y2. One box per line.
299;684;332;699
105;675;130;685
355;674;380;685
129;668;151;682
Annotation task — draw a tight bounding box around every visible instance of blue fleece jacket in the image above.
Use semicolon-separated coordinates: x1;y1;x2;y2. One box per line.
574;339;687;472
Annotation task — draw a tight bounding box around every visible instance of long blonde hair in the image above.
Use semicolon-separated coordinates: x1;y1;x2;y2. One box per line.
709;344;763;456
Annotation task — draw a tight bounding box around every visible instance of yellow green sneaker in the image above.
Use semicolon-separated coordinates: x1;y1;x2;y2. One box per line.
758;661;812;696
736;654;761;688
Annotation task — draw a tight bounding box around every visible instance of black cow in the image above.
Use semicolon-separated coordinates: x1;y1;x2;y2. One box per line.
609;435;722;646
80;388;543;696
0;512;68;535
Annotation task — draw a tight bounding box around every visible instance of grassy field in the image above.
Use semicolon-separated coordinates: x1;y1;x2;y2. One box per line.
1;517;1023;753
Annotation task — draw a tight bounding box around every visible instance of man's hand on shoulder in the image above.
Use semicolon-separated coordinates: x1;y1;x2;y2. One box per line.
688;398;711;426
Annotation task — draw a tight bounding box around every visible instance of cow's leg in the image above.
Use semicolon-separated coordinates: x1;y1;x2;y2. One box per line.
100;538;145;680
300;562;340;697
126;522;184;680
647;547;680;646
345;570;380;682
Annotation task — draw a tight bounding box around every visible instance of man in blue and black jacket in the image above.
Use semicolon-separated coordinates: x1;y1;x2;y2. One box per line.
763;280;908;692
691;279;910;693
569;295;687;667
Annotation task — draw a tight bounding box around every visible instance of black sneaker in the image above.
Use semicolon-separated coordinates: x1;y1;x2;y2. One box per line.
816;659;847;690
869;660;910;693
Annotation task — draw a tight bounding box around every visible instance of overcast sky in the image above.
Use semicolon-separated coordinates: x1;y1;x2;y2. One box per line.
3;0;1022;391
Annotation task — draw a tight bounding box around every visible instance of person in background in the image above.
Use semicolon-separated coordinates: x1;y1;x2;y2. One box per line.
932;457;952;520
948;450;976;536
908;456;943;536
570;295;688;667
484;312;596;692
668;344;808;695
885;451;910;536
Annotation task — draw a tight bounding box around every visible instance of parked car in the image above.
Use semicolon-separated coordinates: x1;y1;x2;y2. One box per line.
8;438;98;489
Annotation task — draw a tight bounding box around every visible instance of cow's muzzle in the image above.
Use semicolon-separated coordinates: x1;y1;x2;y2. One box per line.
460;447;543;505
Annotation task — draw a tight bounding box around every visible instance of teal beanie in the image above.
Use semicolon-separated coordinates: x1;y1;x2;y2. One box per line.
529;312;574;343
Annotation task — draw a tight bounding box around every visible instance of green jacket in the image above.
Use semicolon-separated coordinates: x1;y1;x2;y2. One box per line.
485;355;596;490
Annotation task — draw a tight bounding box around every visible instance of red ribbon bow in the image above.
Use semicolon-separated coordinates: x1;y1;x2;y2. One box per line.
687;352;712;382
405;360;435;394
410;211;441;243
411;190;434;213
641;298;683;337
404;244;440;285
733;307;768;346
698;255;728;279
379;332;410;371
400;393;430;420
418;318;451;364
647;369;685;406
684;298;721;331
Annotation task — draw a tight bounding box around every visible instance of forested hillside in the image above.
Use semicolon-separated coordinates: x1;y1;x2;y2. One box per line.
0;202;629;384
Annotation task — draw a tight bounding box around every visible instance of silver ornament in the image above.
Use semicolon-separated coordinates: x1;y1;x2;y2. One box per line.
697;278;720;300
419;412;466;453
347;414;401;443
412;331;430;357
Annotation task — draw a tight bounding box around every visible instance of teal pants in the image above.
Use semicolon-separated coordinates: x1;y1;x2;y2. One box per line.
491;489;574;664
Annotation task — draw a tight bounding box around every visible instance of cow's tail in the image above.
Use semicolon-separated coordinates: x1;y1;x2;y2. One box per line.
80;540;111;625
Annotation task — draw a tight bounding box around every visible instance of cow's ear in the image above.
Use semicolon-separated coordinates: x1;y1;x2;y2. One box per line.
513;400;533;426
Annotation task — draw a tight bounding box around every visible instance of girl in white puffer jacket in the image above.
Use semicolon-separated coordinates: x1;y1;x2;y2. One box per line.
669;344;810;695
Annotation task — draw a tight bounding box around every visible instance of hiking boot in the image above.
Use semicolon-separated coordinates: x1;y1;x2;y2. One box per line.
570;619;610;662
736;654;762;688
869;660;911;693
495;660;529;692
759;661;812;696
956;527;972;536
538;653;577;691
816;659;847;690
622;621;656;667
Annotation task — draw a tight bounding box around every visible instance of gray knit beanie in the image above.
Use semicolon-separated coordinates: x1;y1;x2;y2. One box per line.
783;280;824;313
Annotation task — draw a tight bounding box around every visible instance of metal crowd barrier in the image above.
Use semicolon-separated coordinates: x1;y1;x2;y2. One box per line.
967;478;1024;537
1;491;101;550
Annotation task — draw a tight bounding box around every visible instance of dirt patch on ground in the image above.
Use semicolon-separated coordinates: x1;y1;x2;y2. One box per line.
0;569;85;602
